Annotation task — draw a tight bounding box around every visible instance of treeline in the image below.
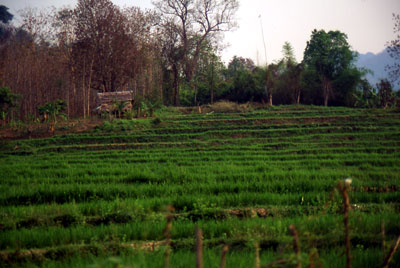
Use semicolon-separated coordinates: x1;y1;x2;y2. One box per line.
0;2;399;123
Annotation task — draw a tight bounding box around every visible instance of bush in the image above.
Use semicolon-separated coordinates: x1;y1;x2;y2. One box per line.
0;86;20;125
37;100;67;123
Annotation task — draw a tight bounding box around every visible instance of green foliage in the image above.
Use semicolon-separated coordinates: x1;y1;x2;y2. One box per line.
352;79;379;108
132;94;162;118
178;82;195;106
0;86;19;111
303;30;353;80
223;67;266;103
192;45;227;105
112;99;130;119
281;41;297;65
0;86;20;124
377;79;396;108
0;106;399;266
225;56;256;78
37;100;67;122
302;29;363;106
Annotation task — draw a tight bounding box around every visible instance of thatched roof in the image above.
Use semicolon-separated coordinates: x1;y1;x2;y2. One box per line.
96;91;134;106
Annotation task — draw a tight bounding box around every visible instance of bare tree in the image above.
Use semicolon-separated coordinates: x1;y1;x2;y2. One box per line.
1;2;163;120
154;0;238;105
73;0;131;117
0;7;69;120
386;13;400;86
122;7;161;100
53;8;77;118
158;19;184;105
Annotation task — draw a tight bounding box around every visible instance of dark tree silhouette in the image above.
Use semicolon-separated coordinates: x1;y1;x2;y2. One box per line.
0;5;13;24
386;13;400;86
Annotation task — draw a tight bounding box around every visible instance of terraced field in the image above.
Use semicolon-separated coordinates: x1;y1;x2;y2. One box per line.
1;105;400;267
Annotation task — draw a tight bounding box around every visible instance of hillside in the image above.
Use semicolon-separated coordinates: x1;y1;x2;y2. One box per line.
0;105;399;267
356;49;399;88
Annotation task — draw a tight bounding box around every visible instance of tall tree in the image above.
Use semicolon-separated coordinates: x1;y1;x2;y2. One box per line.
282;62;303;105
281;41;296;65
377;79;394;108
303;29;357;106
158;18;184;106
122;7;160;100
73;0;135;117
225;56;256;78
194;42;225;104
0;5;13;24
0;5;13;42
74;0;130;93
1;7;69;120
53;8;77;118
386;13;400;86
265;61;284;106
278;42;303;104
154;0;239;105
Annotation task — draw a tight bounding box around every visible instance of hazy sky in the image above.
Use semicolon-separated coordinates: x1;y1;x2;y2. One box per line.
2;0;400;64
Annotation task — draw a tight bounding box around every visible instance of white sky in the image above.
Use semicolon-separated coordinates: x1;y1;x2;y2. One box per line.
2;0;400;65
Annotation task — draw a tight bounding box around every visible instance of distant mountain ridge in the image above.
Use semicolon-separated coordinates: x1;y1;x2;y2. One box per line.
355;48;398;88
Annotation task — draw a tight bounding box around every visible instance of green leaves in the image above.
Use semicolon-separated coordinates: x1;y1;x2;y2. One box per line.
304;29;352;80
37;99;67;122
303;29;363;106
0;86;20;112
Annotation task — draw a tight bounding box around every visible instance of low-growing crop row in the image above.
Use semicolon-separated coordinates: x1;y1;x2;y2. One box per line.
0;106;399;267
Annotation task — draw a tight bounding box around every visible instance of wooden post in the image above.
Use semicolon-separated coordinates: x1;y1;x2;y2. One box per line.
338;179;352;268
196;227;203;268
383;236;400;268
382;220;386;263
289;225;301;268
220;245;229;268
254;242;260;268
163;206;174;268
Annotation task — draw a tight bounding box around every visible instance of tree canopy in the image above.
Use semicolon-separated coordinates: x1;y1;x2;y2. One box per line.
0;2;396;123
154;0;239;105
0;5;13;24
386;13;400;86
303;29;360;106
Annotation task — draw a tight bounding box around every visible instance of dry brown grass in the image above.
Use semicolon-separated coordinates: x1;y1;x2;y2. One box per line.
199;101;256;114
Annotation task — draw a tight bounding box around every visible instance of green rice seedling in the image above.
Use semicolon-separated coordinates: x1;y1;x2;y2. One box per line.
0;106;399;266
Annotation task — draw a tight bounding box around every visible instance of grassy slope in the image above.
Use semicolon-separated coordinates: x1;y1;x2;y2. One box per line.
0;105;399;267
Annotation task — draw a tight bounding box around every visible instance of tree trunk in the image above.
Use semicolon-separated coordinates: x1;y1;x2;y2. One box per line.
296;90;301;104
210;59;214;105
87;58;94;118
66;86;70;119
173;65;179;106
193;82;197;106
324;92;329;106
82;59;86;119
268;93;273;106
322;76;332;107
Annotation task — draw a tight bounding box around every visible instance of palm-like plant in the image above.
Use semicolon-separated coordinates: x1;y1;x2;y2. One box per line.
111;99;129;118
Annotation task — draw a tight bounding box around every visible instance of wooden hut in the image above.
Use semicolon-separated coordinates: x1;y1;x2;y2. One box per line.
95;91;134;113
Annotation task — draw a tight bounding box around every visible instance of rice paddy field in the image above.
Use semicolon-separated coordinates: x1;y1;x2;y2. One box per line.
0;105;400;267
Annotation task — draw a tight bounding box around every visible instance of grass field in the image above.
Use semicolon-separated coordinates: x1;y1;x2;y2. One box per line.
1;105;400;267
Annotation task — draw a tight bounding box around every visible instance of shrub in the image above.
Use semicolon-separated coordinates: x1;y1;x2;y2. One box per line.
0;86;20;125
37;100;67;123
